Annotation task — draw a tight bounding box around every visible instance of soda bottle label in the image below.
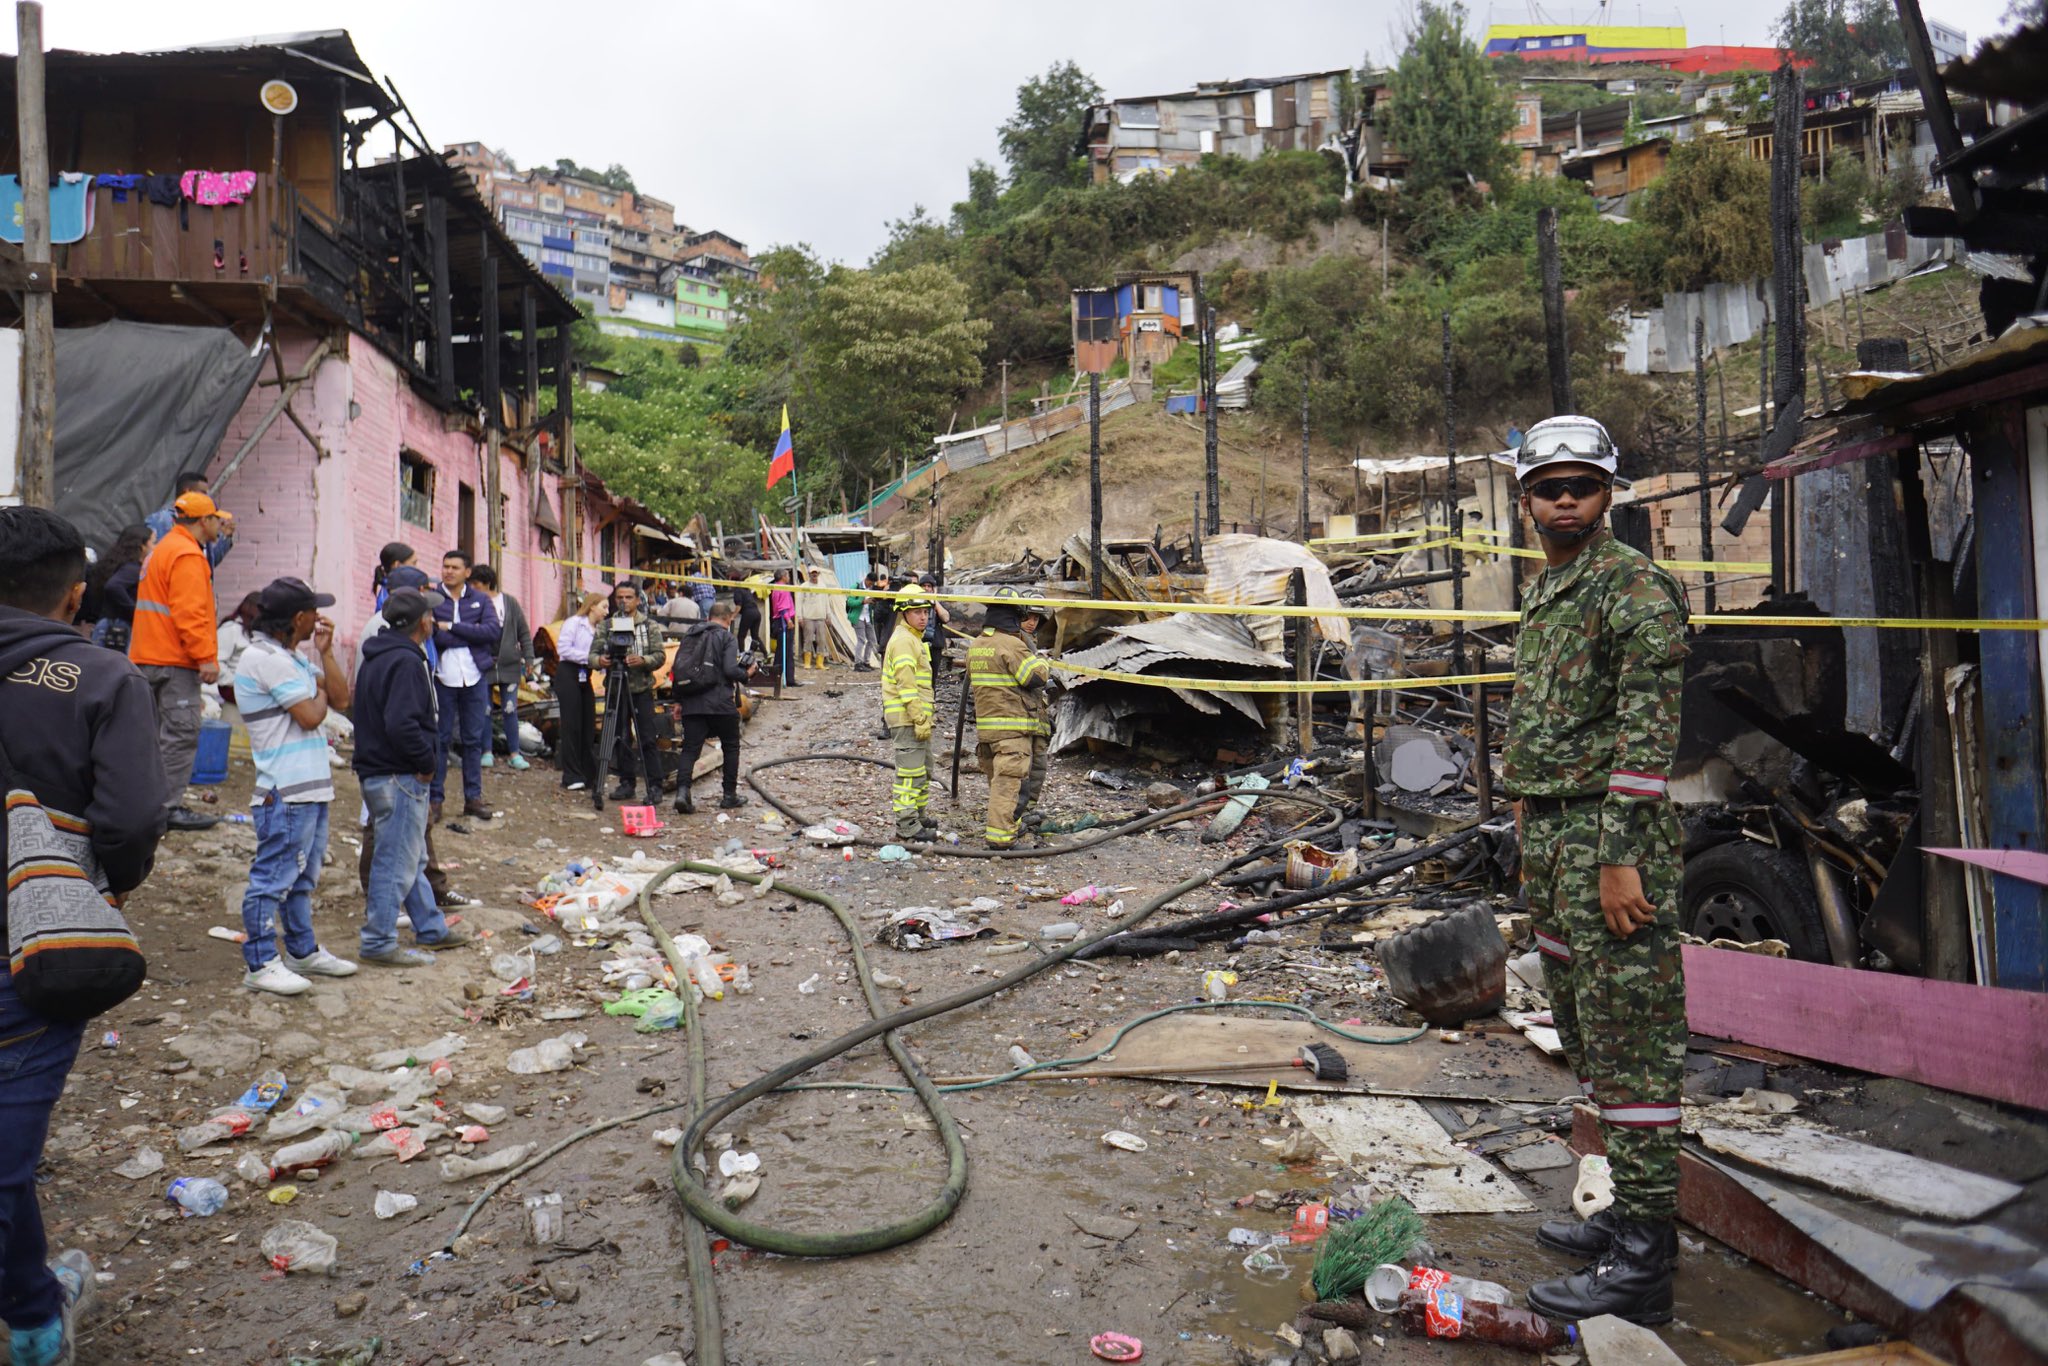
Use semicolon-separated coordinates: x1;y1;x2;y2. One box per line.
369;1106;400;1130
1425;1287;1465;1338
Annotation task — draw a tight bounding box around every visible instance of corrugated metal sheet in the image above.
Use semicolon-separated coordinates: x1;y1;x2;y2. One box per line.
1200;534;1349;650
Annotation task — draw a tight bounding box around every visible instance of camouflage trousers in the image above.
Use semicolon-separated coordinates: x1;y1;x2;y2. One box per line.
976;735;1046;846
889;725;931;837
1524;800;1687;1221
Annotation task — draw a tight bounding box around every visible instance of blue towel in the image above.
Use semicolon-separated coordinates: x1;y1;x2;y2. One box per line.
0;174;94;245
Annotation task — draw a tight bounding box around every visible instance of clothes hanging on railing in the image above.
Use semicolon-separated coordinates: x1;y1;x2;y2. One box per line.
180;170;256;206
0;173;95;245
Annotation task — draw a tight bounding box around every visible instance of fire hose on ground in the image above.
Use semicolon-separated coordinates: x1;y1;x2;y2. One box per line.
437;769;1479;1363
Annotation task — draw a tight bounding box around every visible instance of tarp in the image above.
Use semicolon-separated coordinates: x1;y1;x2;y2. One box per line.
52;321;265;551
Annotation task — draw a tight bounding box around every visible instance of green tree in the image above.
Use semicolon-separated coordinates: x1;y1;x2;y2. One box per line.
795;264;991;499
998;61;1103;193
569;338;766;529
1774;0;1908;83
550;158;637;192
1637;137;1774;289
1384;2;1516;197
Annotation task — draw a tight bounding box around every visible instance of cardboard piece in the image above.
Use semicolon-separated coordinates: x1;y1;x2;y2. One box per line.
1293;1095;1534;1213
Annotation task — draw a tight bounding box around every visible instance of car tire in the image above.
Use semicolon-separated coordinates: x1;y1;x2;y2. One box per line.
1682;839;1829;962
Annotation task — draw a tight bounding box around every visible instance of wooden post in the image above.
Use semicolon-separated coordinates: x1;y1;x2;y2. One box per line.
1298;370;1312;541
1537;205;1572;415
1694;313;1717;613
1472;681;1494;818
521;288;540;424
14;1;55;508
1291;568;1313;755
554;332;579;615
1443;312;1466;677
1204;305;1220;536
427;195;456;407
480;242;503;563
1088;372;1104;598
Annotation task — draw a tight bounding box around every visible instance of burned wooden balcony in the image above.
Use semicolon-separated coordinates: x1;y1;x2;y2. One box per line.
5;173;313;324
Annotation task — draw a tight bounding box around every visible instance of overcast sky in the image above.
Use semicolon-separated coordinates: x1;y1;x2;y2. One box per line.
17;0;2018;263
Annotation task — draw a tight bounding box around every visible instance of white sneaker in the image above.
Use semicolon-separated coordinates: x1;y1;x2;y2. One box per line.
285;947;359;978
244;959;312;996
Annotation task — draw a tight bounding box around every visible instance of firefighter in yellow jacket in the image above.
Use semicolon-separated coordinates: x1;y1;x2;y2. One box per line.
968;587;1051;848
882;595;937;839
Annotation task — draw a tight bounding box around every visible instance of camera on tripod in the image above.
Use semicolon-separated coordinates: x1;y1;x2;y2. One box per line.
606;616;636;665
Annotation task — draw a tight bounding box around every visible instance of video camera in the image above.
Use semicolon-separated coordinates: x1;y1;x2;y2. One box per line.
606;615;637;665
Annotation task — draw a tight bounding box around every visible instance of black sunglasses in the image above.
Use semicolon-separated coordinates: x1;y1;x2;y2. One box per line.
1526;475;1610;501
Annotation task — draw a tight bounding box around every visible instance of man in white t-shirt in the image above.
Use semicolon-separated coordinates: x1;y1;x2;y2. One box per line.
234;578;356;995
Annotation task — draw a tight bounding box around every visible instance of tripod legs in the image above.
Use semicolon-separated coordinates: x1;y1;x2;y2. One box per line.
590;668;631;812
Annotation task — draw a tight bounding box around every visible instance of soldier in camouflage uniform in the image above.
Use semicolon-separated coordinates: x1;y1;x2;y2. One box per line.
1500;416;1689;1326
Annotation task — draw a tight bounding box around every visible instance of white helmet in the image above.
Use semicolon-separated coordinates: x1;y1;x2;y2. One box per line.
1515;416;1618;483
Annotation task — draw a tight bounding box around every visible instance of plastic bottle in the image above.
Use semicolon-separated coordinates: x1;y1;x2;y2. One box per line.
797;974;821;995
525;1192;564;1245
687;954;724;1002
506;1032;585;1075
273;1129;355;1174
1366;1263;1511;1313
1008;1045;1038;1070
730;963;753;995
222;812;253;826
260;1220;338;1275
176;1109;255;1151
166;1176;229;1217
234;1152;275;1187
1396;1286;1576;1351
233;1069;289;1112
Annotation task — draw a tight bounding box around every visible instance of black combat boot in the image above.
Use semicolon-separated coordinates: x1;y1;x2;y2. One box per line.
1526;1216;1678;1325
1536;1207;1620;1258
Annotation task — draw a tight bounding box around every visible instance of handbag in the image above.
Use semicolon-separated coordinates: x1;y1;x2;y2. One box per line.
0;725;147;1022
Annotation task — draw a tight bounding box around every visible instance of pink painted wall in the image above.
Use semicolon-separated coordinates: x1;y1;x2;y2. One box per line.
208;327;588;668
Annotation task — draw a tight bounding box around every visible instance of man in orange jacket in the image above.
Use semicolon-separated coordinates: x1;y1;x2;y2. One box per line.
130;490;229;832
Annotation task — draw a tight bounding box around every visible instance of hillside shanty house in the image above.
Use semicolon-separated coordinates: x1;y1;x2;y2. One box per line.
1081;71;1349;184
0;31;620;653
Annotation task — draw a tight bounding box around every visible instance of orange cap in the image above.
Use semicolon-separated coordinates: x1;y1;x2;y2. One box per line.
173;491;227;518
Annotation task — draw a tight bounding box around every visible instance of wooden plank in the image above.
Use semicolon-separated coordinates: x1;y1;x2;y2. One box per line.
1694;1126;2022;1221
1967;404;2048;991
1682;946;2048;1109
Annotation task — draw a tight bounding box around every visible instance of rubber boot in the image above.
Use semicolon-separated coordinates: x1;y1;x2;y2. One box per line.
1536;1207;1621;1259
674;793;696;815
1526;1216;1678;1325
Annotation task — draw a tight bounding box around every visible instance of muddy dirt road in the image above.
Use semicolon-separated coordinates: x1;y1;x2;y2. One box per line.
48;672;1847;1365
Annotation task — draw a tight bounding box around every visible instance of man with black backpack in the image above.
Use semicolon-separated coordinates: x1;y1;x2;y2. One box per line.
0;507;161;1366
671;598;751;814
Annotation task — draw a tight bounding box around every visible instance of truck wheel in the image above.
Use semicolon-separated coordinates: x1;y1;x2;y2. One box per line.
1682;840;1829;962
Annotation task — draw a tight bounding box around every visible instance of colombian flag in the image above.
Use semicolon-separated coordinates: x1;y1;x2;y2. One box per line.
766;405;795;489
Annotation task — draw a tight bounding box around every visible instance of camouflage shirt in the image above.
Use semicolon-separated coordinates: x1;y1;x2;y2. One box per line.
1502;530;1688;866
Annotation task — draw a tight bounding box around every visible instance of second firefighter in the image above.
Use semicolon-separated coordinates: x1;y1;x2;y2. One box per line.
968;587;1050;848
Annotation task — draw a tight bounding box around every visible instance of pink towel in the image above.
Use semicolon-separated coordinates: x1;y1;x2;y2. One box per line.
180;170;257;206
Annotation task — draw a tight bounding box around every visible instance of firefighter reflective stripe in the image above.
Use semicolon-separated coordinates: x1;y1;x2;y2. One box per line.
975;715;1038;731
882;623;933;726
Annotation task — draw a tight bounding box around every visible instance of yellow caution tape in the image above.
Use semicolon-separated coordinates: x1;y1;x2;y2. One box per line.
1444;538;1772;574
500;548;2048;632
1052;663;1516;694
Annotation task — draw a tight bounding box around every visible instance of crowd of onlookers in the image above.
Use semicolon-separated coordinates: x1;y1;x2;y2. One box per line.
0;481;943;1363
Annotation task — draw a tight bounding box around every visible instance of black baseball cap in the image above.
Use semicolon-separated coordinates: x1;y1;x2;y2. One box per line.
259;576;336;618
383;589;436;630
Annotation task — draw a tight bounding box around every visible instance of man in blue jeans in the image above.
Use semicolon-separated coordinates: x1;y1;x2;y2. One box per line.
0;507;164;1366
233;578;358;995
354;589;473;967
431;550;500;823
